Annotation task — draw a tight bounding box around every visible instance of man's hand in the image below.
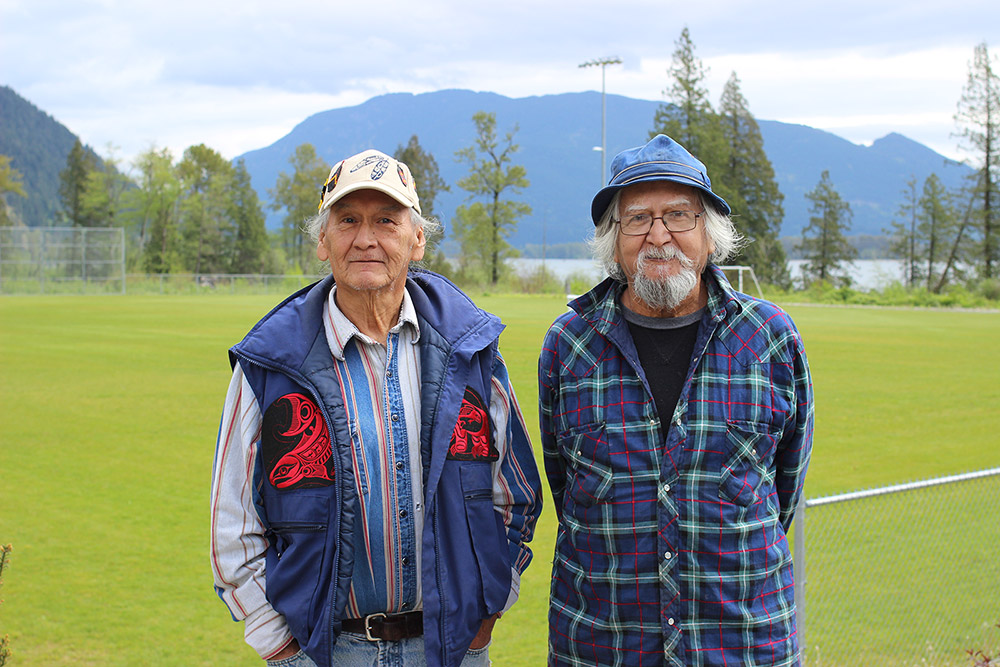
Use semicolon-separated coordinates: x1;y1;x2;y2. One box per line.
268;639;300;661
469;614;500;650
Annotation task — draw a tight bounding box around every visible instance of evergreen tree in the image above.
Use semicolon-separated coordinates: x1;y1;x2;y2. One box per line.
916;173;958;292
717;72;789;287
453;111;530;285
934;172;982;292
394;135;451;272
58;140;99;226
394;135;449;218
954;42;1000;279
0;154;26;227
651;27;725;172
269;143;329;272
228;159;272;274
79;146;131;228
886;176;921;287
799;170;857;285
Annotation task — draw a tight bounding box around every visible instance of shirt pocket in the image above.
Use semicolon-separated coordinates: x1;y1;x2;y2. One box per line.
719;421;778;507
561;422;615;512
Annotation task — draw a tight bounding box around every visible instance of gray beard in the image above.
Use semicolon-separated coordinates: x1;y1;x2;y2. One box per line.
630;246;699;311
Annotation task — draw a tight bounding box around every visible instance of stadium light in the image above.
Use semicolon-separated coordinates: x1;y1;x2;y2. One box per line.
579;57;623;186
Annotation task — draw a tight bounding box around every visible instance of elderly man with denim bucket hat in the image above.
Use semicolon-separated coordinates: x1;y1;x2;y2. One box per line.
211;148;542;667
539;134;814;666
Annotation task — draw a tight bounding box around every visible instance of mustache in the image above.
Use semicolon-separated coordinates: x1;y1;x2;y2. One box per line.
637;246;695;269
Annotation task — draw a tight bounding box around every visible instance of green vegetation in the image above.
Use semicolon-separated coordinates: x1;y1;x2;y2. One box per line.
800;169;858;285
0;154;26;227
953;42;999;280
764;278;1000;309
1;294;998;665
58;140;100;228
394;135;452;273
269;143;330;272
0;85;99;227
652;26;790;288
452;111;531;286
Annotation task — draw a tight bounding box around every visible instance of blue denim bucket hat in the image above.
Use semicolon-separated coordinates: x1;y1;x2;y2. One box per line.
590;134;731;224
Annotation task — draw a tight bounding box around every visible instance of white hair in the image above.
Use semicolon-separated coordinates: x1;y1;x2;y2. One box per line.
588;189;744;282
303;206;440;244
303;206;442;272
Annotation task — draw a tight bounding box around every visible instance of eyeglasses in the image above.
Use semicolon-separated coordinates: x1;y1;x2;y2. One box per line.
618;210;705;236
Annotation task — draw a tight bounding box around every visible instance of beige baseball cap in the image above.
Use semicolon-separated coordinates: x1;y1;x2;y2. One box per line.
317;149;421;215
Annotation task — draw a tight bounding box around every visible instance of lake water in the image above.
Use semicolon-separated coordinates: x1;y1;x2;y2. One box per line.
505;257;905;292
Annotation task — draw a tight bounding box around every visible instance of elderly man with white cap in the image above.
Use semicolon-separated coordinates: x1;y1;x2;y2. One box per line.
211;148;542;667
539;135;814;666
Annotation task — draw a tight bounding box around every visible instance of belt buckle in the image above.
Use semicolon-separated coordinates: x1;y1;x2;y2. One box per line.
364;612;386;641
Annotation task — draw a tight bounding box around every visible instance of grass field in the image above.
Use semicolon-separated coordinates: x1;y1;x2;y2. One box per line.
1;293;998;665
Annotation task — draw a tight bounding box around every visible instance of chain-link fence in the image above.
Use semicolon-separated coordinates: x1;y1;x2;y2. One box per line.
0;227;125;294
794;468;1000;666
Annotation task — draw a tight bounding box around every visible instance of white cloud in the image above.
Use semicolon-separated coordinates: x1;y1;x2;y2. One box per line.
1;0;997;166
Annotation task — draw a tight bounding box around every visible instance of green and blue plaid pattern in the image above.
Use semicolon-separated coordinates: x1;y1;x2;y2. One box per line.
539;266;813;667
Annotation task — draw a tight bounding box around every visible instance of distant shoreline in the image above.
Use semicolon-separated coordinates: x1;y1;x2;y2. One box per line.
502;257;908;292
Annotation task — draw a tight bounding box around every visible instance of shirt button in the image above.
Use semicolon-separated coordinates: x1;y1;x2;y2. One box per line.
664;552;672;560
391;413;399;422
668;618;675;626
401;601;409;609
675;418;682;427
401;556;409;565
399;509;408;518
664;484;671;492
396;461;405;471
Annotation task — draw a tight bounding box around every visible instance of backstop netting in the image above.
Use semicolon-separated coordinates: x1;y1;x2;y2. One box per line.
0;227;125;295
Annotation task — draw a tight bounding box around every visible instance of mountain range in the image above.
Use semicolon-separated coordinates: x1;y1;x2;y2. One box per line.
1;85;974;250
237;89;973;248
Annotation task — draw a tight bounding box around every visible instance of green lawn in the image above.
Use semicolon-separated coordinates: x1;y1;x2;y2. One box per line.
0;294;997;665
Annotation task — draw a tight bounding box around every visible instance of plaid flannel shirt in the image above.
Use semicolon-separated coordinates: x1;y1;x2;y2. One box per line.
539;266;813;667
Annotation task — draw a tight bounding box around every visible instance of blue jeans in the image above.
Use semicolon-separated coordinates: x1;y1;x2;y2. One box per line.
265;633;491;666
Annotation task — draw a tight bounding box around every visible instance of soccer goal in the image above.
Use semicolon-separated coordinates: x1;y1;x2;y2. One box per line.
0;227;126;295
718;264;764;298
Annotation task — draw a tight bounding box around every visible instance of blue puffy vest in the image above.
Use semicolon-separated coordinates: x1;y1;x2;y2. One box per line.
230;270;513;667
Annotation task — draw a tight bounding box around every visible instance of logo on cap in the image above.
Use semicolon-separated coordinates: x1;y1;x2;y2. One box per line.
350;155;388;180
319;163;343;211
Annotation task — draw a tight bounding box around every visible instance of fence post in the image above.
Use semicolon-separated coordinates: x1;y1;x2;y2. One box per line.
793;493;807;658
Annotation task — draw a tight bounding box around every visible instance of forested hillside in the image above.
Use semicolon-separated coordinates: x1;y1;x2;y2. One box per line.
0;85;101;226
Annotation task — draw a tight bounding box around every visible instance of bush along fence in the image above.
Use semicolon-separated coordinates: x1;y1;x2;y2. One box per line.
793;467;1000;666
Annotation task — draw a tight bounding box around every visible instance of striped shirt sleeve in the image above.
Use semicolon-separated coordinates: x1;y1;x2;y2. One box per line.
488;352;542;612
209;362;294;659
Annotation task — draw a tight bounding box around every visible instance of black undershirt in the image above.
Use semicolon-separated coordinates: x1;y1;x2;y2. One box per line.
623;305;704;429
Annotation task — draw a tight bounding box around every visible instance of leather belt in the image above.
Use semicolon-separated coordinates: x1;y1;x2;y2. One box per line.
341;611;424;641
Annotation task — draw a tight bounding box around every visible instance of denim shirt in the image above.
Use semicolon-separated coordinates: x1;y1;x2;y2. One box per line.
323;287;424;616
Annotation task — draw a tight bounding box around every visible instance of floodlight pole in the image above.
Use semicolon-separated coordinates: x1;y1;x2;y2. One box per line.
580;57;622;185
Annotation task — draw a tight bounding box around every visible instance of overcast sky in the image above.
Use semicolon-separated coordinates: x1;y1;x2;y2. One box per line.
2;0;998;165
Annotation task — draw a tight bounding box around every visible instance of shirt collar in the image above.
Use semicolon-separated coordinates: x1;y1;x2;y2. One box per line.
322;285;421;360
